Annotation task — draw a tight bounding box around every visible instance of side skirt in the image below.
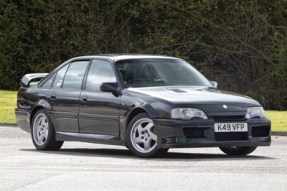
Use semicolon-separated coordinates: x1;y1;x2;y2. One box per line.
56;132;123;146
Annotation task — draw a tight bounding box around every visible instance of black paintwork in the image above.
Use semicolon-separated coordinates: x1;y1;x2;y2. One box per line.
15;55;271;148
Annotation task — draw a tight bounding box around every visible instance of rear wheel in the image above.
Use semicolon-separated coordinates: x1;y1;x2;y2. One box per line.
127;113;163;158
31;109;63;150
219;146;257;156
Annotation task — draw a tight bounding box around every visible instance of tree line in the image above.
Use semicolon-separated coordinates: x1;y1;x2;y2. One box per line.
0;0;286;109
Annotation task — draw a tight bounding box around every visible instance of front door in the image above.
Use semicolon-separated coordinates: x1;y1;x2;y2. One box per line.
79;59;120;135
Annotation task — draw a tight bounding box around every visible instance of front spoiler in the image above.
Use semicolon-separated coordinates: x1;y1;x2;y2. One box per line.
154;118;271;148
157;137;271;148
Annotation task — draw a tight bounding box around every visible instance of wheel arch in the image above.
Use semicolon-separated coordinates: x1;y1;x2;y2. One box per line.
120;105;158;142
30;99;52;129
126;105;158;128
126;108;148;128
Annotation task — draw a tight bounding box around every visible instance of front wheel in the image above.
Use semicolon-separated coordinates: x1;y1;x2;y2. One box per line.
219;146;257;156
31;109;63;150
126;113;163;158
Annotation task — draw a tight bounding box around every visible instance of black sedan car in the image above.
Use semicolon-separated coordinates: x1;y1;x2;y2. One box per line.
15;55;271;157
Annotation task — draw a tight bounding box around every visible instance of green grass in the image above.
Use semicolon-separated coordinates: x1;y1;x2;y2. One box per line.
265;111;287;132
0;90;286;132
0;90;17;123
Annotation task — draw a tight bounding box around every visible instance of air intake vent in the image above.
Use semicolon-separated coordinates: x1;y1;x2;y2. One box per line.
183;128;207;138
215;132;248;141
211;115;246;122
252;126;270;137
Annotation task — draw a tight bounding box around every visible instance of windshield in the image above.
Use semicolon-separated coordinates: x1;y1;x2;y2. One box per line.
116;58;212;88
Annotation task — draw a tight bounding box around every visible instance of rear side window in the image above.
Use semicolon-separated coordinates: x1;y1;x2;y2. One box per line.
62;61;89;90
53;64;69;88
41;73;56;88
85;59;116;92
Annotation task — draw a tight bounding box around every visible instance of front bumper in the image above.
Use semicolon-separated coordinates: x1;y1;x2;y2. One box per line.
154;118;271;148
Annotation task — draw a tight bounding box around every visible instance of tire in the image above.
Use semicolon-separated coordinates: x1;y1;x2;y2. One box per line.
31;109;63;150
219;146;257;156
156;148;169;157
126;113;162;158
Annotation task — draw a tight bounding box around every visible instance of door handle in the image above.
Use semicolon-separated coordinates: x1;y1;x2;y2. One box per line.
50;93;57;100
81;96;88;102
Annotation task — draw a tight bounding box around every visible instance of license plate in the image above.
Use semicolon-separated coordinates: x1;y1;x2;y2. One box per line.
214;123;248;132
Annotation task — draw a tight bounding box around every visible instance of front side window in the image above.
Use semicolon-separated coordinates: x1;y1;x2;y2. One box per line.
62;61;89;89
85;59;117;92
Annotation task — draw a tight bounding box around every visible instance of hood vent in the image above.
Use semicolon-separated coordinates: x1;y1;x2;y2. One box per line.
169;88;187;93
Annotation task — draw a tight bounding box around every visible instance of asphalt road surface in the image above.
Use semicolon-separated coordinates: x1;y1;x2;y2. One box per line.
0;126;286;191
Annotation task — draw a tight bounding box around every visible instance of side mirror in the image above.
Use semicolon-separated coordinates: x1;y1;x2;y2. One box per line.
210;81;218;88
100;82;121;96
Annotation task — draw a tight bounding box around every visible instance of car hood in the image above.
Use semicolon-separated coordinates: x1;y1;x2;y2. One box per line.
126;86;260;109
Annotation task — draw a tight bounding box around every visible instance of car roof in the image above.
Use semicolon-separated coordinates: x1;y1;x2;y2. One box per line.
71;54;179;62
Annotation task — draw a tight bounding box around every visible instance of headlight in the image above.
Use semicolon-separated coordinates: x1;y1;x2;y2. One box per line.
171;108;208;120
245;107;265;119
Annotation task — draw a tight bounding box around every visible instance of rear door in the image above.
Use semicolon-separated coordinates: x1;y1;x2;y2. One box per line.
49;60;89;133
79;59;120;135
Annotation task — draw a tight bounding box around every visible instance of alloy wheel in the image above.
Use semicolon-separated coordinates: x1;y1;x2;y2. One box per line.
33;113;49;146
130;118;157;153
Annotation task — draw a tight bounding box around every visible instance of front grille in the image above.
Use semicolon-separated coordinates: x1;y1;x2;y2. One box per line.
183;128;206;138
211;115;246;122
215;132;248;141
252;126;270;137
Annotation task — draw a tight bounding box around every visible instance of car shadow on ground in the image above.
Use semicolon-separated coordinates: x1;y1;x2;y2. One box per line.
20;148;275;161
